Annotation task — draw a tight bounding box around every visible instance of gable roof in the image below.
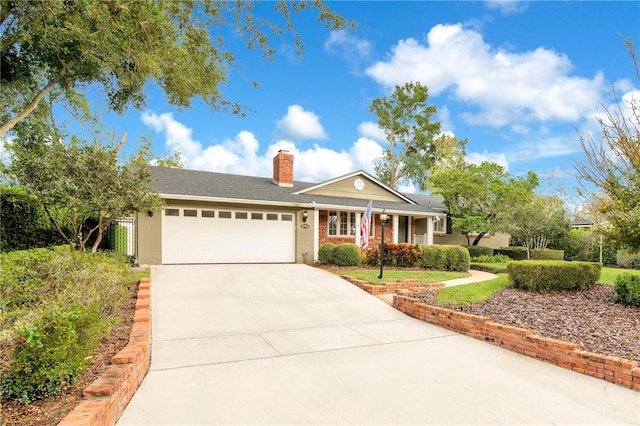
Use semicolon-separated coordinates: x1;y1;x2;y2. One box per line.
147;166;446;215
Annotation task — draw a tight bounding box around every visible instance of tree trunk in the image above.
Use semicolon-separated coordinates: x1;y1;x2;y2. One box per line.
472;231;487;245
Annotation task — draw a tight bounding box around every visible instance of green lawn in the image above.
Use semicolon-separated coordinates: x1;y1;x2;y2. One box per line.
435;274;511;305
598;267;640;285
342;269;468;285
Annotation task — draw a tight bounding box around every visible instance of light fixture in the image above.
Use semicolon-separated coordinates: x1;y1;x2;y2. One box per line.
147;210;154;217
380;212;388;223
378;210;388;279
302;210;309;223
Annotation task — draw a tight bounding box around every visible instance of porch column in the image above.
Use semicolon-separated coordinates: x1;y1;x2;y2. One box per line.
313;209;320;262
427;216;435;245
355;210;362;248
392;215;399;244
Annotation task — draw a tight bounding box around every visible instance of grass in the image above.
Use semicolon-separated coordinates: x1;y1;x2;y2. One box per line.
342;269;468;285
435;274;511;305
129;268;151;283
598;267;640;285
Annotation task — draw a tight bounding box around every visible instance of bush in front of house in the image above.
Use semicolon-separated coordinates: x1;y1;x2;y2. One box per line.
614;273;640;307
531;249;565;261
466;246;494;258
318;243;337;264
420;245;470;271
494;246;528;260
617;250;640;269
383;243;422;267
471;254;510;264
507;260;601;292
0;247;130;403
332;243;362;266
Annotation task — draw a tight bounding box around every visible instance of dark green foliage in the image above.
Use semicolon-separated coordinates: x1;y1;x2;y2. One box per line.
617;250;640;269
420;245;470;271
507;260;601;292
470;263;508;274
1;304;107;404
332;243;362;266
531;249;564;260
614;273;640;307
495;246;528;260
114;225;128;255
318;243;337;265
0;185;67;252
552;228;619;264
0;247;130;403
471;254;510;263
466;246;494;258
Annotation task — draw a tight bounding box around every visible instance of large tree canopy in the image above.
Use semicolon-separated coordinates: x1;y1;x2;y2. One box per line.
430;162;539;245
370;82;466;190
574;40;640;251
0;0;353;137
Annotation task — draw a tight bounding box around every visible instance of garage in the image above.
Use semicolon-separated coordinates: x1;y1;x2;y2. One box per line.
161;206;296;264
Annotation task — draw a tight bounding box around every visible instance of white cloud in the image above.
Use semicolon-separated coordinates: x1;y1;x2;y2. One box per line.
276;105;328;140
511;136;582;161
484;0;528;15
365;23;605;128
324;30;372;59
465;150;510;169
142;111;384;183
357;121;386;142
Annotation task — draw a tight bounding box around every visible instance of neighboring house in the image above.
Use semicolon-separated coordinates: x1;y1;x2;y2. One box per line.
136;150;506;264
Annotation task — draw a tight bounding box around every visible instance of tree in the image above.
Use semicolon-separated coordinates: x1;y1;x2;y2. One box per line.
574;39;640;252
370;82;466;189
0;0;353;137
7;131;163;253
430;162;539;245
503;195;571;259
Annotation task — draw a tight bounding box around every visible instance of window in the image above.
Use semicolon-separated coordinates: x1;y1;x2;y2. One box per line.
251;212;263;220
202;210;215;218
219;211;232;219
328;211;372;237
165;208;179;216
235;212;248;219
281;214;293;221
433;216;446;233
266;213;278;221
184;209;197;217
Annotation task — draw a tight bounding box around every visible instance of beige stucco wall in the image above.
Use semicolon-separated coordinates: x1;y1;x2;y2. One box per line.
296;209;315;264
433;231;510;249
136;210;162;265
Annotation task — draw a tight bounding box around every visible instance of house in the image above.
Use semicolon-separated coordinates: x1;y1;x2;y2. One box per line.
136;150;507;264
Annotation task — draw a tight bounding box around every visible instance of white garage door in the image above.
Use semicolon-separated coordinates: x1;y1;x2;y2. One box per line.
162;207;296;263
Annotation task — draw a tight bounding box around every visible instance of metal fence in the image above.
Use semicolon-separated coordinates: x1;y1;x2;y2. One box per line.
102;217;136;259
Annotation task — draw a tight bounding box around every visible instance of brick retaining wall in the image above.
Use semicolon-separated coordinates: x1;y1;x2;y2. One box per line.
393;291;640;391
57;277;152;425
341;275;445;295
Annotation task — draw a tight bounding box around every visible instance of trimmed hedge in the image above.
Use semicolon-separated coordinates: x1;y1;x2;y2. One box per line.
531;249;564;261
466;246;494;258
333;243;362;266
614;273;640;307
495;246;528;260
507;260;601;292
419;245;470;272
318;243;337;264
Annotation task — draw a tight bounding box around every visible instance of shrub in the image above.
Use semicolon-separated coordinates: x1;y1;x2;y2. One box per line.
420;245;470;271
383;243;421;267
363;246;379;266
531;249;564;261
466;246;494;258
471;263;508;274
495;246;528;260
507;260;601;292
614;273;640;307
471;254;510;263
617;250;640;269
0;247;131;403
332;243;362;266
318;243;337;264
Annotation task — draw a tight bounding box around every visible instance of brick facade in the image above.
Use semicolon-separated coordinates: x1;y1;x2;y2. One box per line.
318;210;400;247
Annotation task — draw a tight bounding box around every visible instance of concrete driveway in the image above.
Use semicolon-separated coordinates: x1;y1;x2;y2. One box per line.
118;264;639;425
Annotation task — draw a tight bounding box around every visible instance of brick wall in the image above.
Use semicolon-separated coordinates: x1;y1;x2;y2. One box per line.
57;278;152;425
318;211;396;247
393;292;640;391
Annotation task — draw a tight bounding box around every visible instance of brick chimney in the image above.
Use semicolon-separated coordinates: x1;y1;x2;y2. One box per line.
273;150;294;187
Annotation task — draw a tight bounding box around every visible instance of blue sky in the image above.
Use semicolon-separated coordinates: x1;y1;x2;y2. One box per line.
99;1;638;201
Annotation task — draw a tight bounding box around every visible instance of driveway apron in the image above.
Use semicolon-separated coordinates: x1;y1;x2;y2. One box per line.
117;264;640;425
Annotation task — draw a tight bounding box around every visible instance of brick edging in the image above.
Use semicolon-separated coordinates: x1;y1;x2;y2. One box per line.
341;275;445;295
392;292;640;392
58;277;152;425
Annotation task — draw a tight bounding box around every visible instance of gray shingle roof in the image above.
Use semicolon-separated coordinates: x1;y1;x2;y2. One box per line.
147;166;446;215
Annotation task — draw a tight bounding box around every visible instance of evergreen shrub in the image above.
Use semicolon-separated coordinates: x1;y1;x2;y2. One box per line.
507;260;601;292
614;273;640;307
332;243;362;266
318;243;337;264
466;246;494;258
531;249;564;260
495;246;528;260
420;245;470;271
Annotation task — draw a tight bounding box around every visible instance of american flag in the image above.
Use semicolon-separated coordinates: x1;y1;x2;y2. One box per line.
360;200;373;250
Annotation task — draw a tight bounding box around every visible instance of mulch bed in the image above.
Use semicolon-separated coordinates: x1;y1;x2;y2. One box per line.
1;280;138;426
412;283;640;363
